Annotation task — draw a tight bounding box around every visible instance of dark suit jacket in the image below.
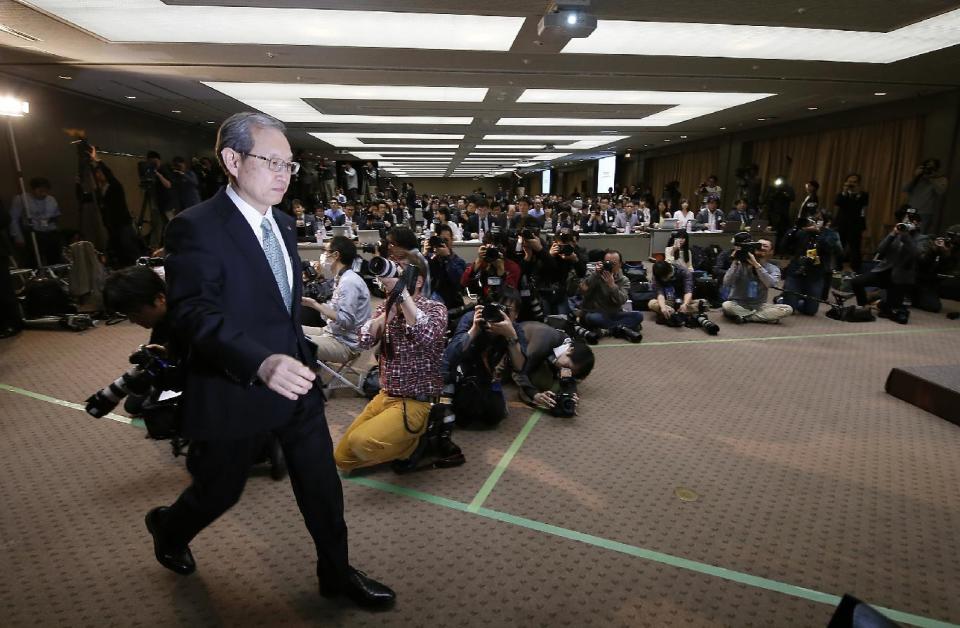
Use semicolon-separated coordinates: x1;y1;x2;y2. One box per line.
164;189;315;440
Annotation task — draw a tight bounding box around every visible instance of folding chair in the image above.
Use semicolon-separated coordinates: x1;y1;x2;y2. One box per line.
316;350;366;395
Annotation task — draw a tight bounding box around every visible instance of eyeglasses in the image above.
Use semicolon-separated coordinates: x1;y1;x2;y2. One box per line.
242;152;300;175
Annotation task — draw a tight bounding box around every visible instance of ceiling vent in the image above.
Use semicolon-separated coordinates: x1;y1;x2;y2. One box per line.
0;23;42;42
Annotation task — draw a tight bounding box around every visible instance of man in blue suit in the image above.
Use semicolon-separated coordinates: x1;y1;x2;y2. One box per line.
145;112;394;608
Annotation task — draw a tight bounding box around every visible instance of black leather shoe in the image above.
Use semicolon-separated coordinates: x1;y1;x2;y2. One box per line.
0;326;21;339
145;507;195;575
320;567;396;609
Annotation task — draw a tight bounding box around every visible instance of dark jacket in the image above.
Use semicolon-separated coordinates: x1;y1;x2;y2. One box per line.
95;162;133;230
0;200;13;258
514;322;571;401
164;189;315;440
872;230;922;285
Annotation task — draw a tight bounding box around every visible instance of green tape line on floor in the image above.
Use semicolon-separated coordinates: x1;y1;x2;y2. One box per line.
4;382;958;628
467;409;543;513
593;326;960;348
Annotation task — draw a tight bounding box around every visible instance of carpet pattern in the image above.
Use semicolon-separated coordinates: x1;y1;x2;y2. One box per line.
1;298;959;627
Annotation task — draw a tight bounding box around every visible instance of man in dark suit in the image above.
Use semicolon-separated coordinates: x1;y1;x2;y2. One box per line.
147;112;394;609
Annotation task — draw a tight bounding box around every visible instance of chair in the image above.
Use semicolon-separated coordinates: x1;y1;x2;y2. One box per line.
316;350;367;396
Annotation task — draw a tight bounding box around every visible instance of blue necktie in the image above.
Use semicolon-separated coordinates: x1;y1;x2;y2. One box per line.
261;217;291;312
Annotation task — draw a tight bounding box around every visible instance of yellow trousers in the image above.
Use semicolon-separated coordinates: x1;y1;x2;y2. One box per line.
334;391;430;471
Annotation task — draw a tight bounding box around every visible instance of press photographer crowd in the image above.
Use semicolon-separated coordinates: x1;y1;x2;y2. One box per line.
1;112;958;609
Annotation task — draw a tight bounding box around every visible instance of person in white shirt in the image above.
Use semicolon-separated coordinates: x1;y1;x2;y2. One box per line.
430;207;463;241
673;198;696;229
637;198;654;227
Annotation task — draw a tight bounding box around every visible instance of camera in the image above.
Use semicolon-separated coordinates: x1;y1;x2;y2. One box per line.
734;240;760;262
481;302;506;324
895;222;915;233
427;235;445;248
360;241;381;254
85;345;177;418
664;301;719;335
136;256;164;267
484;246;502;261
592;260;614;273
520;228;537;240
553;376;577;418
369;256;402;278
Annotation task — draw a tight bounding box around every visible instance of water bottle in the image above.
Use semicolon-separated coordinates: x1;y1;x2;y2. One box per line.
478;228;485;243
316;222;327;242
624;220;632;235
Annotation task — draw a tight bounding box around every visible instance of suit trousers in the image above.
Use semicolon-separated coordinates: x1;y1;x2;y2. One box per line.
162;384;350;584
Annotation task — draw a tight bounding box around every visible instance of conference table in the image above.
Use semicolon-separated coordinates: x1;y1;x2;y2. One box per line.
297;228;770;265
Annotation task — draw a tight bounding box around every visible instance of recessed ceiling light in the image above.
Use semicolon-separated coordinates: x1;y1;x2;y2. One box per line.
126;96;137;99
560;11;960;63
807;107;819;110
680;135;687;138
58;75;72;80
757;118;766;121
171;109;181;113
27;2;525;51
663;139;671;142
874;92;887;96
205;121;216;124
475;144;547;149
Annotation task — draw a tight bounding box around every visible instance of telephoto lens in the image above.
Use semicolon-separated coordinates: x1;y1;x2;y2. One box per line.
368;256;402;278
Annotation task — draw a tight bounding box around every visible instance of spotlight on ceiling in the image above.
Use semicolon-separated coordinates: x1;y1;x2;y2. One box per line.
538;1;597;39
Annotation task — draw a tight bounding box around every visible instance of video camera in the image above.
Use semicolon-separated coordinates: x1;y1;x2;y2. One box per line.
732;233;761;262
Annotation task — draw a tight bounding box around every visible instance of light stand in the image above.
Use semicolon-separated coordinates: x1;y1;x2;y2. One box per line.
1;97;41;267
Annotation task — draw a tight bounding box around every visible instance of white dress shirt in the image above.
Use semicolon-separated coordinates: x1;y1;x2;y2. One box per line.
226;184;293;290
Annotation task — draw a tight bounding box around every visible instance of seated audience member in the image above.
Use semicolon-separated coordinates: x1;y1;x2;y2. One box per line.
721;235;793;324
462;231;521;293
464;197;497;240
488;202;508;232
694;196;725;231
850;206;923;323
614;201;641;233
430;206;463;241
637;198;659;227
511;197;540;230
425;224;466;309
654;200;670;227
514;321;594;416
581;205;607;233
335;252;446;472
726;198;753;227
912;230;958;312
673;198;696;230
325;201;346;226
301;236;372;363
292;199;318;241
575;250;643;342
443;287;526;428
664;229;694;270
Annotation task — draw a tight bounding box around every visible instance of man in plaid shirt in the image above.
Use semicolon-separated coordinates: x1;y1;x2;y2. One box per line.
334;252;447;471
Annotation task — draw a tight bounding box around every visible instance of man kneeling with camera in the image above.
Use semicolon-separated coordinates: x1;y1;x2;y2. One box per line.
443;286;527;428
334;251;448;471
721;234;794;324
576;250;643;342
514;321;594;417
648;261;720;335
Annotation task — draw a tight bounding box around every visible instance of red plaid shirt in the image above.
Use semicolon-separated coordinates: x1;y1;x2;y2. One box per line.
358;295;447;398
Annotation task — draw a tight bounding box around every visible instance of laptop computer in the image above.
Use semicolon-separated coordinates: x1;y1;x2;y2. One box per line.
722;221;744;233
357;230;381;246
659;218;678;230
752;219;770;232
331;225;352;238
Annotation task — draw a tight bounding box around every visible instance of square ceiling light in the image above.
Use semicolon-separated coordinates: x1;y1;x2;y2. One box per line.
23;1;525;51
560;10;960;63
505;90;774;127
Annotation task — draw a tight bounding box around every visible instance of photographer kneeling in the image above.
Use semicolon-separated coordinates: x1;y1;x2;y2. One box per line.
850;206;923;323
301;236;371;363
514;321;594;417
424;224;467;310
721;235;794;324
648;261;720;334
443;287;527;428
334;252;447;471
912;231;958;313
781;214;842;316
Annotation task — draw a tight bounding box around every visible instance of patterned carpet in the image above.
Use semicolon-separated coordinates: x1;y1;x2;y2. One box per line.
1;298;959;627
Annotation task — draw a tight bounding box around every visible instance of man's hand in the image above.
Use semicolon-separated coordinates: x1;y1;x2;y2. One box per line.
661;303;675;317
527;236;543;253
476;245;489;268
469;309;485;335
486;318;516;339
549;241;561;257
257;354;316;401
678;302;690;314
533;391;556;409
747;253;762;269
601;270;616;288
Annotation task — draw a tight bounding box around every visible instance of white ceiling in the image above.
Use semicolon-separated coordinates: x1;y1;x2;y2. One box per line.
2;0;960;177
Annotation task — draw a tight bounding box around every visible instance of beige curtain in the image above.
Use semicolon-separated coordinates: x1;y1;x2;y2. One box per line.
751;116;924;251
644;147;721;207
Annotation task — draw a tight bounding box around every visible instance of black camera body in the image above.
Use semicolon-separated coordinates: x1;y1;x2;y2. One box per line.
481;302;506;324
484;246;502;261
553;376;578;418
734;240;760;262
428;235;445;248
85;345;178;419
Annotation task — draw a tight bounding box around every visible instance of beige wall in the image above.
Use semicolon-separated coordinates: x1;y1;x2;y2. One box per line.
400;177;504;197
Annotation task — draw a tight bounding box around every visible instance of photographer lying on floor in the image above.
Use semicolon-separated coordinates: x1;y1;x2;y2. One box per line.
721;234;794;324
514;321;594;417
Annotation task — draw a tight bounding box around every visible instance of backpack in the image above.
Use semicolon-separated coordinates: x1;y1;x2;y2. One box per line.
23;277;72;318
